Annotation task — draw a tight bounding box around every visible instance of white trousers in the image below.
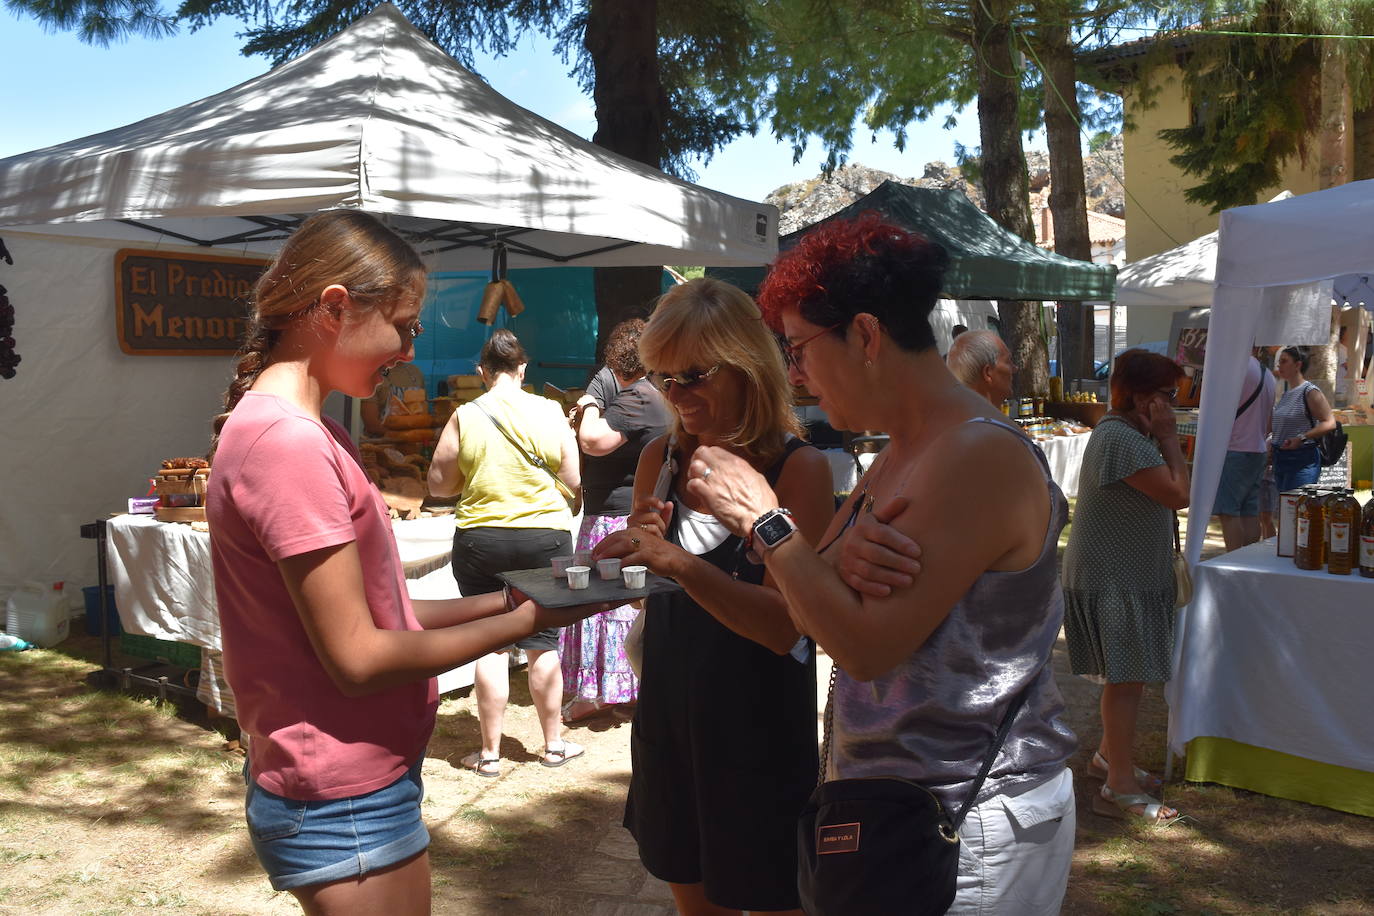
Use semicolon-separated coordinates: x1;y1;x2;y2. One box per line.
949;767;1076;915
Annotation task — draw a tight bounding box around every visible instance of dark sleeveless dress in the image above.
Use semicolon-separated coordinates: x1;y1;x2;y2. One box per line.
624;439;817;911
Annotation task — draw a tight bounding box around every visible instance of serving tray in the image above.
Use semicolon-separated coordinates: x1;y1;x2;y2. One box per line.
499;566;682;609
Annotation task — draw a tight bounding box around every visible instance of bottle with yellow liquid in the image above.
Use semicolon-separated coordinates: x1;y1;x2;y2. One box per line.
1360;498;1374;579
1294;487;1326;571
1325;489;1360;576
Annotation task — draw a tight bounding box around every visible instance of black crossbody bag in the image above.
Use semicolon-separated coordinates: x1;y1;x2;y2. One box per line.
797;666;1027;916
1302;391;1348;468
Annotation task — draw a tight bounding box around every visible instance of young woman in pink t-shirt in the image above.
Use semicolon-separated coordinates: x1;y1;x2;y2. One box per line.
206;210;605;913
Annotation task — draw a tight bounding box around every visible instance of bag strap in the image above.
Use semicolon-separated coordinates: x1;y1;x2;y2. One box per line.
473;398;576;503
816;662;1030;832
1173;510;1182;555
1301;383;1317;431
1235;371;1265;419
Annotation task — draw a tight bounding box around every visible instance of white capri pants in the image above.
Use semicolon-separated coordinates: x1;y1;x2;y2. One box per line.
950;767;1076;915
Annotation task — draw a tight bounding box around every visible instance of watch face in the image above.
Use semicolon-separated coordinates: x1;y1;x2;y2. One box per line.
756;514;794;546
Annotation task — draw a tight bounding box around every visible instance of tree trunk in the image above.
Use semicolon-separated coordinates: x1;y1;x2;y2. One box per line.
1310;38;1351;399
584;0;668;360
972;0;1045;398
1039;22;1094;383
1352;104;1374;181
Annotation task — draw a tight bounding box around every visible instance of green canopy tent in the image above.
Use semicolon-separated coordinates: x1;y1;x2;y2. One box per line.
708;181;1116;300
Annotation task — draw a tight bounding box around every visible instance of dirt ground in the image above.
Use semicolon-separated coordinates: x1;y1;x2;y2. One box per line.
3;512;1374;915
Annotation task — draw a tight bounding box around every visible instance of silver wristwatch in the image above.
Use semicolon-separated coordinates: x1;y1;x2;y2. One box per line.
748;507;798;562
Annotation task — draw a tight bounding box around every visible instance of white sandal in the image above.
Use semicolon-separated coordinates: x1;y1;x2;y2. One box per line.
1087;750;1162;791
540;741;585;768
1092;784;1180;824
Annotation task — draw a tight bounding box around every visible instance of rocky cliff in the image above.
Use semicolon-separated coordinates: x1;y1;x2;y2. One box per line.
766;135;1124;236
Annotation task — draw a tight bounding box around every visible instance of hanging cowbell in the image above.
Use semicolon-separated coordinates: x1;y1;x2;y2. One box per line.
500;278;525;317
475;279;526;324
476;244;525;324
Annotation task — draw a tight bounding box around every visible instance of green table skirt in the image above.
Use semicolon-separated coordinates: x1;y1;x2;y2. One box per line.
1186;737;1374;817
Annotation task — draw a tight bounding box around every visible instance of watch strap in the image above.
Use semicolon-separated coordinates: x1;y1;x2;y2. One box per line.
747;507;797;563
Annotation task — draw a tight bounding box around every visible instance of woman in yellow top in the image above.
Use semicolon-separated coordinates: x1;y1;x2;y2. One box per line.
429;329;582;777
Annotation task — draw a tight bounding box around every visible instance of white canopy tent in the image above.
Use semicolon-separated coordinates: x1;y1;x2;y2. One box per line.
1166;181;1374;781
1185;179;1374;565
1115;193;1296;311
1115;227;1224;309
0;3;775;268
0;4;777;596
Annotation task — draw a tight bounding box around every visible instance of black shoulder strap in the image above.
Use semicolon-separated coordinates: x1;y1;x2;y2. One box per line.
764;436;808;487
815;663;1031;832
1236;369;1265;419
948;688;1030;830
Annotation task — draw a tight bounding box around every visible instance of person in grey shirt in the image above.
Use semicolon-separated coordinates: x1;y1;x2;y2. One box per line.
689;213;1077;915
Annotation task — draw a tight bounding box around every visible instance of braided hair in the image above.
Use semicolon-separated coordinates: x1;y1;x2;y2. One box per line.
207;210;425;460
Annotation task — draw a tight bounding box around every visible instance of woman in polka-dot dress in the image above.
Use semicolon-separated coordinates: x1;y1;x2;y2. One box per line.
1062;349;1189;824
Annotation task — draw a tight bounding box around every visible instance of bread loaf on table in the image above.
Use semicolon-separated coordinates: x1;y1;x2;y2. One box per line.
383;412;436;430
387;427;440;443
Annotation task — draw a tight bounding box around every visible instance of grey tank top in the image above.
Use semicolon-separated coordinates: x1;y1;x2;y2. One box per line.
831;418;1077;812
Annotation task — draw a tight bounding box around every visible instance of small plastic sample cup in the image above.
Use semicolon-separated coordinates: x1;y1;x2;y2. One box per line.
551;555;574;578
574;550;594;568
622;565;647;589
566;566;591;589
597;558;622;580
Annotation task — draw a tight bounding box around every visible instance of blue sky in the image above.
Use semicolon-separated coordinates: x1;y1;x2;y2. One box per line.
0;10;1039;202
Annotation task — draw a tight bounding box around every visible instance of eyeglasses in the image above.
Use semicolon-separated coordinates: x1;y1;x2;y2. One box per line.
647;364;722;393
782;323;842;369
405;319;424;340
1158;386;1178;401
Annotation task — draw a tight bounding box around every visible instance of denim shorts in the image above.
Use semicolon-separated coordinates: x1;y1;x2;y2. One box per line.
1214;450;1268;516
1272;444;1321;494
244;758;429;891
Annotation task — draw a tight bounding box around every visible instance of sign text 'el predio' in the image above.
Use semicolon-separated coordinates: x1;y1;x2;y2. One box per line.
116;249;268;356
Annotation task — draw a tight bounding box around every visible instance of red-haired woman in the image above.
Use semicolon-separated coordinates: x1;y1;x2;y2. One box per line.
682;213;1078;913
1062;348;1189;824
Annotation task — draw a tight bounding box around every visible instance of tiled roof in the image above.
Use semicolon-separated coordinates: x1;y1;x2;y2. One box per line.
1034;207;1126;249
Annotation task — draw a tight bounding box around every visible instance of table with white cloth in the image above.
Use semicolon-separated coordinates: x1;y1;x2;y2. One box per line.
1166;540;1374;816
1035;431;1091;499
824;431;1089;499
104;513;467;713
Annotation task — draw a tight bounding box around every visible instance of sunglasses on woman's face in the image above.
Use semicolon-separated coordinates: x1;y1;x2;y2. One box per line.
647;364;722;393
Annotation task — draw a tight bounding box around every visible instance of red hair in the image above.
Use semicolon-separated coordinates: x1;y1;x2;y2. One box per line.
757;211;946;351
1109;349;1185;409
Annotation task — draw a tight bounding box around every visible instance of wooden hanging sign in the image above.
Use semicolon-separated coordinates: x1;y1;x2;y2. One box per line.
115;249;269;356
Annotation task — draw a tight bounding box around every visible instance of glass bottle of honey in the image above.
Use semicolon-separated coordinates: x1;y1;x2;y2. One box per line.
1325;489;1360;576
1360;498;1374;579
1294;487;1326;571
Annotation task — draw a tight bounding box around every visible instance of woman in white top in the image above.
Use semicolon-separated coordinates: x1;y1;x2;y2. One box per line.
1270;346;1336;493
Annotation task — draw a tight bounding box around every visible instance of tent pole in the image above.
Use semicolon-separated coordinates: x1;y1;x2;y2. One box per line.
1107;303;1117;383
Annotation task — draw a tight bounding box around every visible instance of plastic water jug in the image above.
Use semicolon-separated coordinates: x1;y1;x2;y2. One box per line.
4;581;70;648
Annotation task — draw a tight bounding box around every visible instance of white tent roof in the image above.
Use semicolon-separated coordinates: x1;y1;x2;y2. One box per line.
0;3;776;269
1115;192;1292;309
1114;229;1219;308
